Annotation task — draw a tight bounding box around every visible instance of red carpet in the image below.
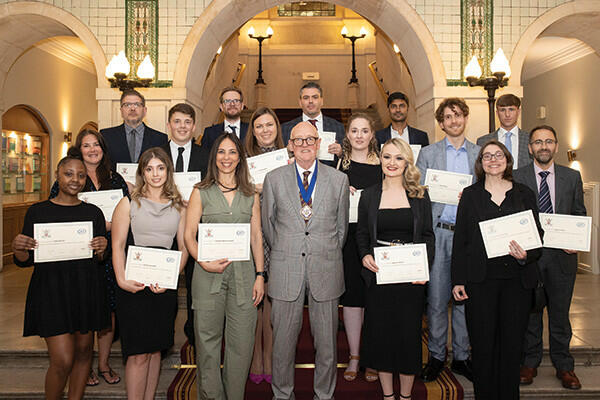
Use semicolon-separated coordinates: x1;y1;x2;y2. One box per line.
168;310;463;399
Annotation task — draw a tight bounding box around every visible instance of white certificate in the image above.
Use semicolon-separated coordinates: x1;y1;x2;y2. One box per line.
374;243;430;284
424;169;473;205
125;246;181;290
479;210;543;258
197;223;251;261
379;143;421;162
540;213;592;252
78;189;123;222
247;148;289;184
116;163;138;185
174;172;201;201
317;131;336;161
349;189;363;223
34;221;93;263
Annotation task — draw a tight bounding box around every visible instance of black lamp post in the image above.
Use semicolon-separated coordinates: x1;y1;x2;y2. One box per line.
248;26;273;85
341;26;366;84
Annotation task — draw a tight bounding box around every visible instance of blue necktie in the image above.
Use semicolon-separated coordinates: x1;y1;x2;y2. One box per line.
505;131;512;156
538;171;553;213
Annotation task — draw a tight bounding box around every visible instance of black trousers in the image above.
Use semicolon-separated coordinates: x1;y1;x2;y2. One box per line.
466;278;532;400
183;257;195;347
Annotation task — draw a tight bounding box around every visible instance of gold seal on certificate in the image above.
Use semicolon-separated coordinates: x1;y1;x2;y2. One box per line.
197;223;251;261
78;189;124;222
173;172;201;201
317;131;336;161
34;221;93;263
479;210;543;258
247;148;289;184
116;163;138;185
424;169;473;205
374;243;430;285
125;246;181;290
540;213;592;252
349;189;363;223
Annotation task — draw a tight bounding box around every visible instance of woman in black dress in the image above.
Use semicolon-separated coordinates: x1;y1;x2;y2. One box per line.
338;113;382;382
12;154;109;400
49;129;128;385
451;141;542;399
356;138;435;400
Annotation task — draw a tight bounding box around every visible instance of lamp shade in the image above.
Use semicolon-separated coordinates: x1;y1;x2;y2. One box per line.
360;27;367;36
266;26;273;36
248;26;255;37
112;51;131;75
341;26;348;36
105;55;117;78
136;55;155;80
464;55;482;79
490;48;511;77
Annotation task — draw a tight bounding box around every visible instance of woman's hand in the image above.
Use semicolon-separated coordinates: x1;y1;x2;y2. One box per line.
508;240;527;260
349;185;357;195
255;183;263;194
12;234;37;251
412;281;427;285
199;258;232;273
452;285;468;301
149;283;167;294
90;236;108;253
252;276;265;306
117;278;145;294
362;255;378;273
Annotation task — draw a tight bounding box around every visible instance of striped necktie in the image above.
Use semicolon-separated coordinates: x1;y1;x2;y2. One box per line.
538;171;553;213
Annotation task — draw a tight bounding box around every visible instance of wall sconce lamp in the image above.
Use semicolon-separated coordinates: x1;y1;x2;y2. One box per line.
341;26;367;84
567;149;577;162
248;26;273;85
105;51;155;91
61;132;72;158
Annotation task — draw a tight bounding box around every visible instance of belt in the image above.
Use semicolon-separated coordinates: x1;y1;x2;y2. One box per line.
376;240;414;246
436;222;455;231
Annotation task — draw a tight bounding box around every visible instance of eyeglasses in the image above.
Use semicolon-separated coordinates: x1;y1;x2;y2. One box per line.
222;99;242;105
121;102;143;109
290;137;319;146
481;151;505;161
530;139;557;146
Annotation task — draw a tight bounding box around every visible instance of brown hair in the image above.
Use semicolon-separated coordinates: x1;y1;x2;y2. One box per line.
474;139;513;182
168;103;195;123
131;147;183;211
381;138;425;198
75;129;113;190
219;86;244;103
120;89;145;106
197;133;254;197
245;107;285;157
341;113;380;170
435;97;469;123
496;94;521;108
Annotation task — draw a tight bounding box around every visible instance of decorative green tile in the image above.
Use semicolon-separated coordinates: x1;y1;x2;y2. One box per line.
461;0;493;79
125;0;158;82
277;2;336;17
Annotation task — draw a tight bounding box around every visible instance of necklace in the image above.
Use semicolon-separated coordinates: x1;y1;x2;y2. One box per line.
218;180;238;193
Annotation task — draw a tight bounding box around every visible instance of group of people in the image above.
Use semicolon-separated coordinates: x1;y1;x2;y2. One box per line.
11;82;586;400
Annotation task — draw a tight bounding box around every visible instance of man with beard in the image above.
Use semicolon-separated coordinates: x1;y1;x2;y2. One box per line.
515;125;586;390
201;86;248;150
101;89;167;169
375;91;429;147
416;98;479;383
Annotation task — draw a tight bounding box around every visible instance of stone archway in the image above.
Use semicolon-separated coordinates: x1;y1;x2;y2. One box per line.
173;0;446;111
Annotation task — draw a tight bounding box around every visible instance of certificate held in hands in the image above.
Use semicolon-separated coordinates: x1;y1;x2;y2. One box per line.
374;243;430;285
174;172;201;201
34;221;93;263
78;189;123;222
197;223;251;261
349;189;363;223
125;246;181;290
479;210;543;258
116;163;138;185
317;131;336;161
424;169;472;205
540;213;592;252
247;148;289;184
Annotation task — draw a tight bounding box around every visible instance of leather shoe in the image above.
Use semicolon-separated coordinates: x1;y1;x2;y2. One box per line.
420;358;444;382
556;370;581;390
450;359;473;382
519;366;537;385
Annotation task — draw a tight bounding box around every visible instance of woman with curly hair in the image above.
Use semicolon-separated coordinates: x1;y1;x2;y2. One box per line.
111;147;188;399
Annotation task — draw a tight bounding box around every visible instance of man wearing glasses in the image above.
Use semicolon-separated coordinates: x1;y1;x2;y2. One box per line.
201;86;248;150
101;89;167;169
515;125;586;390
262;121;349;400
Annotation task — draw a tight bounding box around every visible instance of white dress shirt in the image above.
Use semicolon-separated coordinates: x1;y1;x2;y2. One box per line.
224;119;242;138
295;160;317;201
302;113;323;133
498;126;520;169
169;140;192;172
391;125;410;144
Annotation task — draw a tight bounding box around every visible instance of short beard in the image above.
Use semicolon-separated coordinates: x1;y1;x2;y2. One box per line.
224;110;241;120
533;151;553;165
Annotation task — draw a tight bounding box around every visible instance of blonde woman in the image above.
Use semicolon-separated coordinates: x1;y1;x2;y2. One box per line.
112;147;188;399
356;139;435;400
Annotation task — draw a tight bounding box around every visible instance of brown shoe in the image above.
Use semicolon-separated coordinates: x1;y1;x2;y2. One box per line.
556;370;582;390
519;366;537;385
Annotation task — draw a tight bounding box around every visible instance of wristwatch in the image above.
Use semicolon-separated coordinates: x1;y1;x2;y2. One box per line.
255;271;268;282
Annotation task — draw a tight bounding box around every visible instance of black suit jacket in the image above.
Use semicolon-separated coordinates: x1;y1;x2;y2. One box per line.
100;123;167;168
160;141;209;178
375;125;429;147
201;122;248;151
513;163;586;274
355;183;435;287
451;181;543;289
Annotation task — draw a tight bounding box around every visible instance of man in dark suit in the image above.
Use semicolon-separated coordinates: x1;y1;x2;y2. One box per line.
100;89;167;169
281;81;345;167
375;91;429;147
477;94;531;169
201;86;248;151
515;125;586;390
161;103;209;347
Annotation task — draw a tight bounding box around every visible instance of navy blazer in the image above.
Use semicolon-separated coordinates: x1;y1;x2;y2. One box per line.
160;141;209;178
375;125;430;147
355;183;435;287
100;123;167;168
201;122;248;151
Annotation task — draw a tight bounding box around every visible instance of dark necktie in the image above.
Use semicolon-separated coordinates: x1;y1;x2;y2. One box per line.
176;147;185;172
308;119;317;129
300;171;312;207
229;125;237;137
538;171;553;213
128;129;137;162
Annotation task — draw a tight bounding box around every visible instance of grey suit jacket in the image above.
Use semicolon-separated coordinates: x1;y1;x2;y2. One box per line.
416;138;480;228
513;163;586;273
477;128;531;168
262;162;350;302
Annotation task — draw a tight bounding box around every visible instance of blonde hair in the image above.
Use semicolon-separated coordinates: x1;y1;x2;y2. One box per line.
341;113;380;170
131;147;183;211
381;138;425;199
